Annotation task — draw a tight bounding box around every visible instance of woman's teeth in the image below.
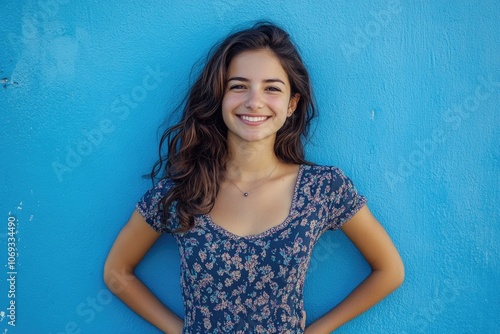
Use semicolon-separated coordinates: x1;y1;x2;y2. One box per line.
240;115;268;122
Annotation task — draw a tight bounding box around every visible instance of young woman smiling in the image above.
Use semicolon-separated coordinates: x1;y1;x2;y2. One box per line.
104;21;404;334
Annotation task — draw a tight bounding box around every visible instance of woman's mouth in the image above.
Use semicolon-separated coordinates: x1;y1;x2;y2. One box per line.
238;115;270;124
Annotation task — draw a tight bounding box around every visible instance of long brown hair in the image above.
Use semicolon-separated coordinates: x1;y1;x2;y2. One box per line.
149;21;317;234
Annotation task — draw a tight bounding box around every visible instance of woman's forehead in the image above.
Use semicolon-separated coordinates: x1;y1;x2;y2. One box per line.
227;49;289;83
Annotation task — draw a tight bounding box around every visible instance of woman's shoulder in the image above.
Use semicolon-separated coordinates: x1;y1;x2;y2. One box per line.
300;163;359;190
154;177;175;189
301;163;345;177
136;177;175;206
135;177;178;234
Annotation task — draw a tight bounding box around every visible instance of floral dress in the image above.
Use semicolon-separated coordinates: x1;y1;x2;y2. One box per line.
135;164;367;334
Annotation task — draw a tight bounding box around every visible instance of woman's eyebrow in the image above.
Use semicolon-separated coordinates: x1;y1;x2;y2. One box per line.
227;77;286;85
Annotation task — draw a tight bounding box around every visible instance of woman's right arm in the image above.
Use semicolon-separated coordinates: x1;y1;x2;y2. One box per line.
103;209;184;334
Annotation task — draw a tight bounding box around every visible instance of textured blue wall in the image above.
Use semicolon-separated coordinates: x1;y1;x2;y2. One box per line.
1;1;499;333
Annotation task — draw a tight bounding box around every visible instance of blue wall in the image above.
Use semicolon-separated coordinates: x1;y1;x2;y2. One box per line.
1;1;499;333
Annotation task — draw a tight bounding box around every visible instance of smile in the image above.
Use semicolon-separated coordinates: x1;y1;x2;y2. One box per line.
239;115;269;122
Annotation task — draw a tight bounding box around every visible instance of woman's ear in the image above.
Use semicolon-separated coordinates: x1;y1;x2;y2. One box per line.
287;93;301;116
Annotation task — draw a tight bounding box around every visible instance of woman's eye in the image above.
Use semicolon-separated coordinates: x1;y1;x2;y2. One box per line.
230;84;245;90
266;86;282;92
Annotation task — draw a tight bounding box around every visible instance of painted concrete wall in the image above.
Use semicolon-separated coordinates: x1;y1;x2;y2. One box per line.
1;1;499;333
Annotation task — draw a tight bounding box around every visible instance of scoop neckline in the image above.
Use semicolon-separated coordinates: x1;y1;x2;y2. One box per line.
204;164;305;240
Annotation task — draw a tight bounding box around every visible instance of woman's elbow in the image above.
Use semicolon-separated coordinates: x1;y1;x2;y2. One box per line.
391;257;405;289
103;259;115;289
103;260;135;294
377;257;405;291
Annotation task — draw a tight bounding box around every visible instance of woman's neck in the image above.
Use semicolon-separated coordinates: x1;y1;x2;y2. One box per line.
226;138;280;181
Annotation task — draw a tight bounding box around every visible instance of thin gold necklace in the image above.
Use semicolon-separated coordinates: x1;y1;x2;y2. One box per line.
227;163;279;197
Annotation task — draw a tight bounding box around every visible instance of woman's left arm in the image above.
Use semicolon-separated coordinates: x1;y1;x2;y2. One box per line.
305;205;405;333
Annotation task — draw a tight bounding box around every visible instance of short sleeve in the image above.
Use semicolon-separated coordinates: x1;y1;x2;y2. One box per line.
326;167;368;230
135;178;175;234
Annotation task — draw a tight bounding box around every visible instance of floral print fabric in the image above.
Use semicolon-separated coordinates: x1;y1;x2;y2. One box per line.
135;165;367;333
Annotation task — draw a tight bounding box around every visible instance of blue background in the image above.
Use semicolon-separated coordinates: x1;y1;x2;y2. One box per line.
1;1;499;333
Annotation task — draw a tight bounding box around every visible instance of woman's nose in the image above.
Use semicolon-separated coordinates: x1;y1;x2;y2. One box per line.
244;90;264;110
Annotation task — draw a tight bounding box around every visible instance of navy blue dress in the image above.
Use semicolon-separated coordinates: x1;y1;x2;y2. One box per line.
135;164;367;333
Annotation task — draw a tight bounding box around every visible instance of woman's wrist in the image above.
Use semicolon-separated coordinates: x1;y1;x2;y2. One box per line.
304;318;336;334
160;312;184;333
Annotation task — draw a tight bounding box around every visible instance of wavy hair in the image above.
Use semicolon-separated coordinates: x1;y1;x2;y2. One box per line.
149;21;317;234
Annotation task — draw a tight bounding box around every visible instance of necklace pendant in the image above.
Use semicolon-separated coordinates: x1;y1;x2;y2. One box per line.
244;192;249;197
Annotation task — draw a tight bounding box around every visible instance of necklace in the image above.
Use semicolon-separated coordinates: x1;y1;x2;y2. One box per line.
227;163;279;197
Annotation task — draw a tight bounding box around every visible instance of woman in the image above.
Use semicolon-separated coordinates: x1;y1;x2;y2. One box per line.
104;21;404;333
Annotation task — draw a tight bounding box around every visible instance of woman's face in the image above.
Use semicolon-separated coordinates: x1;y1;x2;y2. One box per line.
222;49;299;146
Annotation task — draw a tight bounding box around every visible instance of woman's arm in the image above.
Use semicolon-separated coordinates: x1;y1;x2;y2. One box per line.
305;205;405;333
103;209;184;334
